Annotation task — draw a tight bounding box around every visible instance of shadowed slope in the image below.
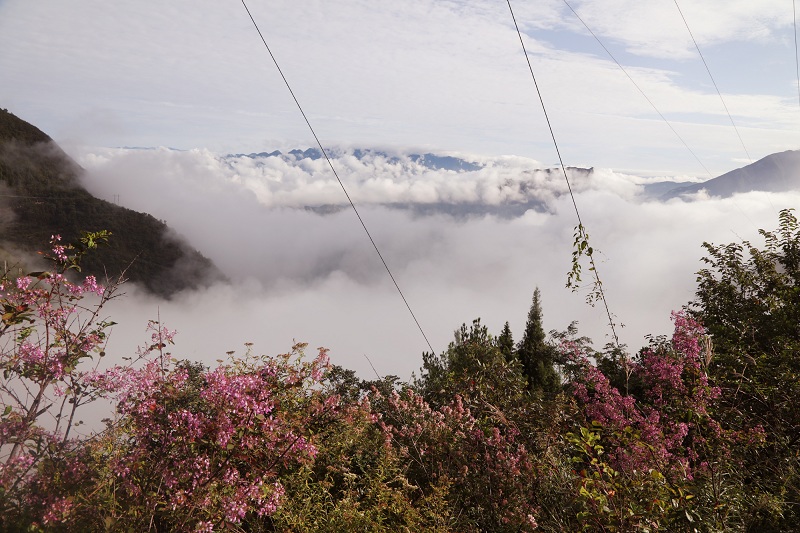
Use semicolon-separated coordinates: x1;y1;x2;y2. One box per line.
0;108;224;296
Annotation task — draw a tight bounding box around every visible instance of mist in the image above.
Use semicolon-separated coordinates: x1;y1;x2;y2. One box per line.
71;146;794;380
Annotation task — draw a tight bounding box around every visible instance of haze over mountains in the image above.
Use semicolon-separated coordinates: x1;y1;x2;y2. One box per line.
662;150;800;199
4;105;799;291
77;132;800;228
219;147;596;218
221;145;800;212
0;109;223;296
2;107;798;379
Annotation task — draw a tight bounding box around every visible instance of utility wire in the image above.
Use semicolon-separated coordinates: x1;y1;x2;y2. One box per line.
239;0;435;355
795;0;800;108
673;0;752;163
562;0;713;179
562;0;761;231
505;0;620;347
674;0;784;218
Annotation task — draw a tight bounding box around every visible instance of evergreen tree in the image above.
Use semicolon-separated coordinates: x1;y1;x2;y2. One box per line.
414;319;528;413
497;321;515;362
516;288;560;393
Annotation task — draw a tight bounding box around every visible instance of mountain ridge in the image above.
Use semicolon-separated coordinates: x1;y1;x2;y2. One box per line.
663;150;800;200
0;108;224;297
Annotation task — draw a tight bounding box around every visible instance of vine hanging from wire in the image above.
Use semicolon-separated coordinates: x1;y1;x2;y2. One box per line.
505;0;620;348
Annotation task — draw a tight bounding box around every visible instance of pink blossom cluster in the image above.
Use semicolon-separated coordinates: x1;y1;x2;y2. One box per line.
23;441;90;526
107;346;335;529
0;233;117;522
49;234;67;262
0;448;35;489
3;235;351;530
569;311;728;481
376;388;539;532
42;497;74;525
80;275;105;296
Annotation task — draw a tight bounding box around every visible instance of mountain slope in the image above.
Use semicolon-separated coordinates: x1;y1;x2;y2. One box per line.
663;150;800;199
0;108;223;296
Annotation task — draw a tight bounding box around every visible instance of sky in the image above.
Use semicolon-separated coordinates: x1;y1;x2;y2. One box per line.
1;1;800;380
1;0;799;175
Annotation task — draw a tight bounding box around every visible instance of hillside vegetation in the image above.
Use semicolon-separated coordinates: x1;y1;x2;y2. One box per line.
1;209;799;531
0;108;222;296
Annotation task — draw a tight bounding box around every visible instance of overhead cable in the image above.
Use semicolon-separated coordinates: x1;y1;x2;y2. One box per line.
505;0;620;347
795;0;800;108
673;0;752;164
239;0;435;355
562;0;713;179
562;0;762;229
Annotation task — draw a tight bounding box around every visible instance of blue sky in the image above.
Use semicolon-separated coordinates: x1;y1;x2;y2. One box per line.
1;0;798;176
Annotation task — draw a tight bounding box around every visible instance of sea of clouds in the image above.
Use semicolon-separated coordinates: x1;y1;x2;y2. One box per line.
72;146;794;381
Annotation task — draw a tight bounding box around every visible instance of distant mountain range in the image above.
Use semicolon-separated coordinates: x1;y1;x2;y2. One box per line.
228;148;483;172
225;148;596;217
0;109;223;296
661;150;800;200
2;107;796;293
229;147;800;203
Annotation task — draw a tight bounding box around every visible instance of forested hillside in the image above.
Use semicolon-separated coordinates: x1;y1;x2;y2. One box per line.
0;109;222;296
1;210;799;531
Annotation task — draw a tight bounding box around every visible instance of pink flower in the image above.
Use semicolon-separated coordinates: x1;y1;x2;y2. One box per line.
81;275;105;295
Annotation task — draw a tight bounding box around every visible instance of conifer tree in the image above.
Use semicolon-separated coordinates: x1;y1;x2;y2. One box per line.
517;288;560;393
497;321;515;362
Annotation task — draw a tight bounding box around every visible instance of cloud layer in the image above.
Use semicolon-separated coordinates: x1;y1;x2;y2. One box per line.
72;146;794;380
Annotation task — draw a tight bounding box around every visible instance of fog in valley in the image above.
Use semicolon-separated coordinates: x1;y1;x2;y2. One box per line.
72;146;795;380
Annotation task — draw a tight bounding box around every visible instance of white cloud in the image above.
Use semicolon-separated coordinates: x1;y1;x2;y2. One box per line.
560;0;792;59
70;146;794;381
2;0;799;176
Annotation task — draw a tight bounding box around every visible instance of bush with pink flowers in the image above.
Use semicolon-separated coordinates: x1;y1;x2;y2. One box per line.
3;211;800;531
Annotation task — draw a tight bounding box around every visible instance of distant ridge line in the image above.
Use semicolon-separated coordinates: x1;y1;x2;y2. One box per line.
662;149;800;200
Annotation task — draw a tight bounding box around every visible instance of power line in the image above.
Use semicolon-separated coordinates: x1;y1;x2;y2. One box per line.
561;0;713;179
673;0;752;164
795;0;800;108
673;0;785;218
239;0;435;355
505;0;620;347
561;0;761;231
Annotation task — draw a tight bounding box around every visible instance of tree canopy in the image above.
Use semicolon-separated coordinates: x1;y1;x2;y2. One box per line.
516;287;561;393
691;208;800;530
4;210;800;531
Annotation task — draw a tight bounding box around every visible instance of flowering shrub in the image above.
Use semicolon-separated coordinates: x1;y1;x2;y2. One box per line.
1;219;794;531
376;388;539;532
570;314;718;476
692;208;800;529
0;231;120;527
0;234;340;531
565;311;758;529
267;393;453;532
91;342;335;531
